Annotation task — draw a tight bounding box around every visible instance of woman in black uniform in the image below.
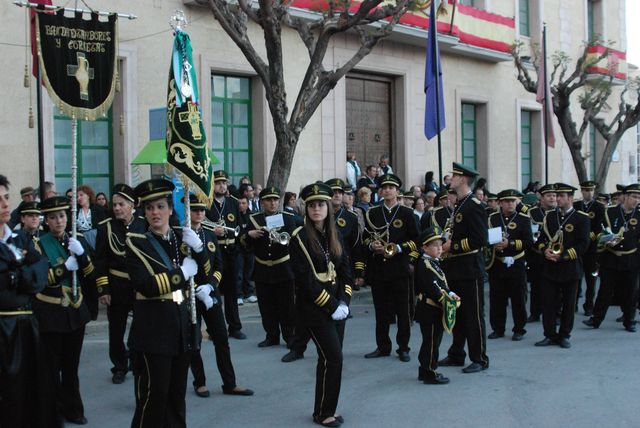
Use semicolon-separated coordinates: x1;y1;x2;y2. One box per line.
290;183;353;427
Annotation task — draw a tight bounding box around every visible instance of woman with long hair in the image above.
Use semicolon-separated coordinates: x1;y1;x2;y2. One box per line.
76;185;106;233
290;183;353;427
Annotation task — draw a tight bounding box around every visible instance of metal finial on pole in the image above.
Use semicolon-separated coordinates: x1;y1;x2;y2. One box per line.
169;10;188;32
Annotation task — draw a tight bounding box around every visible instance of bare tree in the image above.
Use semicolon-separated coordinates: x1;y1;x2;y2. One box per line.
512;39;640;190
195;0;433;189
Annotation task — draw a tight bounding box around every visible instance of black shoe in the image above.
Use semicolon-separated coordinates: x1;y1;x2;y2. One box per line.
462;362;488;373
258;338;279;347
616;315;624;323
194;386;210;398
625;325;637;333
65;416;88;425
437;357;464;367
397;351;410;362
558;338;571;349
512;332;525;341
313;416;341;427
229;330;247;340
111;371;126;384
222;386;254;396
488;331;504;339
364;349;390;359
526;315;540;323
424;373;450;384
281;351;304;363
582;318;599;329
584;309;593;317
534;337;557;347
335;415;344;424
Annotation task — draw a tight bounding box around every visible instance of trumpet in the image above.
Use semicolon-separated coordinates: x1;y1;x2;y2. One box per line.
365;228;396;259
203;219;240;237
548;230;564;255
383;242;398;258
264;227;291;245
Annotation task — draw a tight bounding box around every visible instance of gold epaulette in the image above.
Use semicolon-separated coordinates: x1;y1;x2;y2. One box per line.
471;197;482;204
126;232;147;239
518;212;530;219
98;217;112;225
282;210;294;216
577;210;590;217
292;226;303;237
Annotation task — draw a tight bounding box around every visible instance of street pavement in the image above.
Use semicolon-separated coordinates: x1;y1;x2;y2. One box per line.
79;287;639;428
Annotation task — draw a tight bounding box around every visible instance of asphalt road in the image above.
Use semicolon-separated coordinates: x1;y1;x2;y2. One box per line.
78;287;639;428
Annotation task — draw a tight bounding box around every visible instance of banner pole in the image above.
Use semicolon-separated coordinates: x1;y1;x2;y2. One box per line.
183;179;197;326
71;117;78;299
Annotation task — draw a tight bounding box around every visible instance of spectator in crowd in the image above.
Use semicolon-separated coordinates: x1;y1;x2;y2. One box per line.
413;197;426;220
379;154;393;175
424;190;437;210
357;165;380;204
239;176;252;186
424;171;439;193
9;186;35;228
443;175;452;188
76;185;106;233
411;185;423;200
237;195;257;303
95;192;109;212
284;191;304;226
346;151;362;191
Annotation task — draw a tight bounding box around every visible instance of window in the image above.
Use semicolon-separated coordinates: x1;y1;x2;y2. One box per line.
54;109;113;195
519;0;530;37
461;103;477;170
587;0;595;41
211;74;252;185
459;0;474;6
521;111;532;188
589;123;597;180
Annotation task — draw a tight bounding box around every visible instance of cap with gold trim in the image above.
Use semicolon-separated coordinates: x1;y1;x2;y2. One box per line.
554;183;577;194
300;183;333;203
134;179;175;203
579;180;597;190
259;186;281;200
213;170;229;182
378;173;402;188
420;227;443;246
451;162;479;178
182;193;207;210
20;201;41;215
596;193;610;202
324;178;347;192
438;189;449;200
623;183;640;194
112;183;135;203
41;196;70;214
538;184;557;195
403;191;416;200
486;192;498;202
497;189;523;200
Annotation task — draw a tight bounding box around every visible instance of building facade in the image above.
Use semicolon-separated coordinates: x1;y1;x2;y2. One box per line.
0;0;637;200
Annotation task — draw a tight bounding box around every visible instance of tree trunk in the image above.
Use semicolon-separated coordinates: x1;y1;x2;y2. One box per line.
266;131;298;191
595;137;620;190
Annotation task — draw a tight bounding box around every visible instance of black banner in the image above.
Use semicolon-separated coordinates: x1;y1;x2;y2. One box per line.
36;10;117;120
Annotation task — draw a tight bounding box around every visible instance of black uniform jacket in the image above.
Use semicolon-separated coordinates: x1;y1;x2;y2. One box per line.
414;256;451;323
206;196;241;252
526;206;545;273
0;229;48;311
290;226;353;327
363;203;420;281
535;208;590;282
574;199;605;254
33;233;95;332
598;205;640;272
430;205;452;231
243;211;296;284
125;227;210;356
94;215;147;305
194;224;224;302
487;210;533;278
441;195;488;281
335;207;365;279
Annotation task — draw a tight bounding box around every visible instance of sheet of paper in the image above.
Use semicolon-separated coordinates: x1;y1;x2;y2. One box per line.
266;213;285;229
488;226;503;245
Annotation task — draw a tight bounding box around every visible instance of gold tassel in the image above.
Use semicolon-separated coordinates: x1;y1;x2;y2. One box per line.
23;64;30;88
119;113;125;136
28;107;34;128
115;69;121;92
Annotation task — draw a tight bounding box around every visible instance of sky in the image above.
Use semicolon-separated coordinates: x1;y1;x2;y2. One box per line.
628;1;640;66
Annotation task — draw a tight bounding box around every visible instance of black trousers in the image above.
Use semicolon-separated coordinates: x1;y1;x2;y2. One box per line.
189;301;236;389
220;248;242;334
578;252;599;312
489;272;527;334
307;320;345;420
417;306;444;380
0;314;61;428
446;278;489;366
541;278;578;339
131;350;192;428
107;302;133;373
370;278;412;353
255;280;295;344
528;273;543;319
236;251;255;298
593;268;639;328
40;326;86;420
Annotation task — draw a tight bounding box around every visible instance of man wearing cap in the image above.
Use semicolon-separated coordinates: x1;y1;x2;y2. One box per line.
486;190;533;341
534;183;590;348
125;178;210;427
526;184;557;322
34;195;97;425
206;170;246;339
584;183;640;332
573;181;605;316
485;193;499;216
423;189;456;232
94;184;147;384
437;162;489;373
363;173;419;362
9;186;35;228
0;175;60;428
243;186;297;348
17;201;42;241
596;193;610;206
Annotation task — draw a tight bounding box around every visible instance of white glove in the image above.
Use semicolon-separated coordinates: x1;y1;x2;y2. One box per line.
64;256;79;271
331;303;349;321
67;237;84;256
196;287;215;310
503;256;514;268
182;228;204;253
180;257;198;280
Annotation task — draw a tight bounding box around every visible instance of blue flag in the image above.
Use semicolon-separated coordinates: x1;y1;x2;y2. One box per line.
424;0;446;140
